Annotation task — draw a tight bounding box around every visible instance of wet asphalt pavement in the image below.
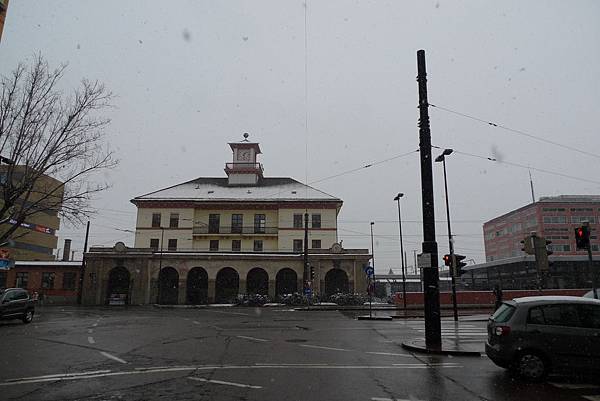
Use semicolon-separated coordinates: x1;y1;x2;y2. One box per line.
0;306;598;401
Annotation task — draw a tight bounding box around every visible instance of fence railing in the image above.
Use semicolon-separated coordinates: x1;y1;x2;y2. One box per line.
193;226;278;235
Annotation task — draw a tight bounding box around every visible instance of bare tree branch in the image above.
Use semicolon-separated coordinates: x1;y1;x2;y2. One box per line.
0;54;116;246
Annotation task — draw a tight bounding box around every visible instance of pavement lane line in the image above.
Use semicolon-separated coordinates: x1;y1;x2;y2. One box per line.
87;329;93;333
99;351;127;364
0;364;466;386
205;310;251;316
188;376;262;389
365;352;413;357
5;370;112;382
300;344;350;352
193;321;201;325
254;363;329;366
549;383;600;389
87;336;95;344
236;335;270;342
583;396;600;401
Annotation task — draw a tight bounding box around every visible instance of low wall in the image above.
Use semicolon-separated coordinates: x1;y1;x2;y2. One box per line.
393;288;588;306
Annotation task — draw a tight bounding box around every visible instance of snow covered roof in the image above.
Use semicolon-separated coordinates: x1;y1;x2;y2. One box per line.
131;177;341;203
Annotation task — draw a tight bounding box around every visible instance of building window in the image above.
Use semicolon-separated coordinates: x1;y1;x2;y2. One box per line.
151;213;161;228
592;244;600;252
169;213;179;228
293;239;303;252
253;240;263;252
150;238;159;250
571;216;596;224
232;240;241;252
312;214;321;228
293;214;303;229
62;272;77;290
254;214;266;234
208;214;220;234
15;272;29;288
41;272;55;289
550;244;571;252
543;216;566;224
312;240;321;249
231;214;243;234
210;240;219;251
167;239;177;251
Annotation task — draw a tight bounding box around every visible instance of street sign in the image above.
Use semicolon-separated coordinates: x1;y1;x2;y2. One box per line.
364;266;374;278
417;253;432;269
304;287;312;296
0;259;14;270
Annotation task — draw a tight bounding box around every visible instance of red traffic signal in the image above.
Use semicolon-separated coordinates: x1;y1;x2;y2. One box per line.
575;226;590;250
443;254;452;266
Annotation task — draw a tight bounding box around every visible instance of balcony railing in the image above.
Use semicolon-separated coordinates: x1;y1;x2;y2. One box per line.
224;162;264;172
193;226;278;235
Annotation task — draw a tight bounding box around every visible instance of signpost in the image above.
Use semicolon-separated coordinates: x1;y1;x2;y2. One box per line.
363;264;375;318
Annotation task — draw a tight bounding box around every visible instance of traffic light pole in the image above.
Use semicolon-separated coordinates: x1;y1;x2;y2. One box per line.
417;49;442;348
441;158;458;322
583;222;598;299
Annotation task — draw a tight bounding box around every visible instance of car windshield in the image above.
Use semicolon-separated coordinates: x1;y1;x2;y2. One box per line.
1;1;600;400
491;303;516;323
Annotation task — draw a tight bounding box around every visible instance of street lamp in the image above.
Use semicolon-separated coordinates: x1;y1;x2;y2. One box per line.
393;193;407;310
435;148;458;321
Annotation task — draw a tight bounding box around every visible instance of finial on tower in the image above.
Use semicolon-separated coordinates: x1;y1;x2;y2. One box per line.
243;132;249;141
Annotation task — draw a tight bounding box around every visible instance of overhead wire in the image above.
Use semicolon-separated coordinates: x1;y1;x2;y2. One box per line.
430;103;600;161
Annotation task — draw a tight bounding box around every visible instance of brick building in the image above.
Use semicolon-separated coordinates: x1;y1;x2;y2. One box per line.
483;195;600;262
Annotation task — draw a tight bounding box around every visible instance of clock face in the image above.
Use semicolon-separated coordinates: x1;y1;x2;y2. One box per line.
238;150;251;161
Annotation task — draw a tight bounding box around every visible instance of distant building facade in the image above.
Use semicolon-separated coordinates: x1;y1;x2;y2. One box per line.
483;195;600;262
0;260;81;304
0;166;63;261
82;136;371;305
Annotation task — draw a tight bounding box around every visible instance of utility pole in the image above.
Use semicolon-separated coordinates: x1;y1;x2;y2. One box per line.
77;221;90;305
304;212;310;300
417;49;441;348
528;170;535;203
583;221;597;299
370;222;375;318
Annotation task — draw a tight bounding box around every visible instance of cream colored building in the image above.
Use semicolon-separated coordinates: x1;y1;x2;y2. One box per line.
82;136;370;305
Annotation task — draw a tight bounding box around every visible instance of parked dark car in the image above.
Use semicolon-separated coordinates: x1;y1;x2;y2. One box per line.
0;288;35;324
486;296;600;381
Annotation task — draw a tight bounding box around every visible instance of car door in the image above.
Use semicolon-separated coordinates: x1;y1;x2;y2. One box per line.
1;290;19;317
12;290;29;315
576;304;600;370
526;304;589;370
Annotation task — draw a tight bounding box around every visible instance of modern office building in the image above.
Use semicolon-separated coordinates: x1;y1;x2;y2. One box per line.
483;195;600;262
82;136;371;305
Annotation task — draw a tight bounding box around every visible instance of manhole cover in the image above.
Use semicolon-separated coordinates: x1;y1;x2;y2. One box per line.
285;338;307;343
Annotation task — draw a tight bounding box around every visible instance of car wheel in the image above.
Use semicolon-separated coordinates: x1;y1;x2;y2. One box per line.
22;310;34;324
516;352;548;381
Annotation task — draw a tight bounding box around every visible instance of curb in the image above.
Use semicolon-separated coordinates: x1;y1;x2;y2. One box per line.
401;340;482;356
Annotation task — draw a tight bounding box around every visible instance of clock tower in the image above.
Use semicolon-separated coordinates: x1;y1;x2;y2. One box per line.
225;133;264;185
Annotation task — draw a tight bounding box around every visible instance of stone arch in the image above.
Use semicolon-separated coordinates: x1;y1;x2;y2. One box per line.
246;267;269;296
187;267;208;304
324;268;349;297
106;266;130;305
275;268;298;297
215;267;239;303
159;266;179;305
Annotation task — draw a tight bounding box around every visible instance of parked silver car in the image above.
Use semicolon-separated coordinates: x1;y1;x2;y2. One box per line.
486;296;600;381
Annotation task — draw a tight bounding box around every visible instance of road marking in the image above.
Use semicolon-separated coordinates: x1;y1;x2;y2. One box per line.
92;323;98;327
255;363;329;366
188;376;262;389
0;364;465;386
5;370;112;382
236;335;269;342
300;344;350;352
193;321;201;325
99;351;127;364
366;352;413;357
583;396;600;401
372;398;425;401
87;329;93;334
205;310;251;316
87;336;95;344
549;383;600;390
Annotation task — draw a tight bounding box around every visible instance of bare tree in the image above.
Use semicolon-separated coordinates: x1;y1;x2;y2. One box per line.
0;54;116;246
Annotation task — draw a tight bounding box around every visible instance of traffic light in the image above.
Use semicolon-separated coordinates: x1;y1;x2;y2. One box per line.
454;254;467;276
310;264;315;280
521;235;534;255
575;226;590;250
443;254;452;267
545;239;553;256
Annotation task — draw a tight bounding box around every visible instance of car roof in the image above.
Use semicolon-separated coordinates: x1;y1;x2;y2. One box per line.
511;296;600;305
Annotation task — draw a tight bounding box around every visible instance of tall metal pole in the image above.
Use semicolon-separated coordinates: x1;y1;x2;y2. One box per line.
395;194;407;309
156;227;164;304
304;212;310;301
441;158;458;321
584;221;597;299
370;222;375;318
77;221;91;305
417;49;441;348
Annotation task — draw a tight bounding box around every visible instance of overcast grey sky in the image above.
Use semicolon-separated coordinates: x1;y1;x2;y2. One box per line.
1;1;599;272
